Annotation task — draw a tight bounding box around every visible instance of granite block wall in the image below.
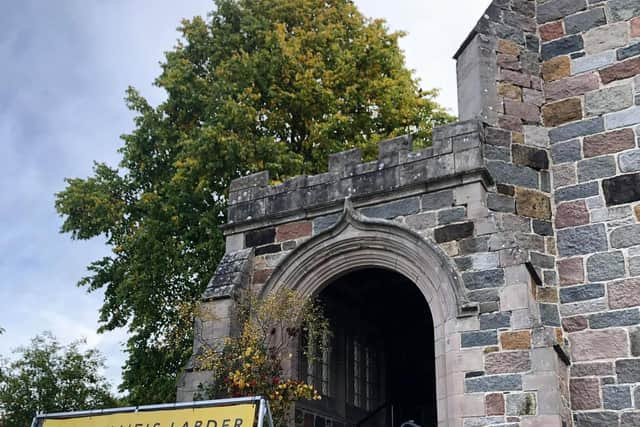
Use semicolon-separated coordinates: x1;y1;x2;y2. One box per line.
537;0;640;425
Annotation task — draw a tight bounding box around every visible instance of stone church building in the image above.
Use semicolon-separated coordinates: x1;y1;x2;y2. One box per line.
178;0;640;425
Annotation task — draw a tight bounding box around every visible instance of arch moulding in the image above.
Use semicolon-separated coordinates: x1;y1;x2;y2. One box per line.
261;199;477;324
260;199;477;425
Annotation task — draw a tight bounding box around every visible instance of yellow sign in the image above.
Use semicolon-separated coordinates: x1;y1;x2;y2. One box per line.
41;404;256;427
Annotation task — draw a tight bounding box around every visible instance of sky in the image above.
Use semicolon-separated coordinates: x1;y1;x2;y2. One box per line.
0;0;492;396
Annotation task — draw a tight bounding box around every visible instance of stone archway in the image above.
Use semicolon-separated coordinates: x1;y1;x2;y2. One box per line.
261;201;476;426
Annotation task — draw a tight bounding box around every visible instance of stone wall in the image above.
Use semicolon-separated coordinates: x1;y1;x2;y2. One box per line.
178;0;640;426
537;0;640;426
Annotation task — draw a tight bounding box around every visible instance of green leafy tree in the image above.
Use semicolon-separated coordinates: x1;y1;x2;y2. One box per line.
54;0;454;404
0;333;116;427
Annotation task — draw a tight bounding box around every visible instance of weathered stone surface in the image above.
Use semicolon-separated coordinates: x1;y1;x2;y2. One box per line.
542;56;571;81
540;20;564;42
245;227;275;247
611;224;640;248
605;106;640;131
618;41;640;61
570;377;602;410
462;330;498;348
549;117;604;143
585;84;633;117
487;193;515;213
543;98;582;127
558;257;585;285
487;161;539;189
459;236;490;255
404;212;437;229
577;155;617;182
559;283;605;303
603;173;640;206
485;127;512;147
463;269;505;290
480;312;511;330
609;0;640;21
571;362;614;377
515;188;551;220
566;7;607;34
584;22;629;54
434;221;474;243
501;69;532;88
421;189;454;211
609;279;640;309
589;308;640;329
551;139;582;163
532;220;553;236
600;57;640;84
536;286;558;303
562;315;588;332
485;393;505;416
617;359;640;383
465;374;523;393
523;125;550;148
555;200;589;229
505;392;536;416
557;224;608;257
504;100;540;123
437;207;466;225
485;351;531;374
498;82;522;100
603;385;632;409
574;412;619;427
556;181;600;201
631;256;640;277
633;17;640;38
501;331;531;350
544;73;599;102
512;145;549;170
569;329;629;361
584;128;636;158
540;303;561;326
572;50;616;74
621;412;640;427
542;34;584;61
586;251;625;282
361;197;419;219
312;213;340;234
619;150;640;173
552;164;578;189
538;0;587;23
276;221;311;242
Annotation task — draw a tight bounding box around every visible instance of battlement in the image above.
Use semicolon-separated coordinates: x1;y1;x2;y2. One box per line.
227;120;490;225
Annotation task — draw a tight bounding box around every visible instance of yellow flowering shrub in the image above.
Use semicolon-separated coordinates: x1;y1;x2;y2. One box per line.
197;288;329;425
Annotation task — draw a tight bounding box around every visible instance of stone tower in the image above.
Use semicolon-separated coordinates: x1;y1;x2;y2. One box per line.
178;1;640;426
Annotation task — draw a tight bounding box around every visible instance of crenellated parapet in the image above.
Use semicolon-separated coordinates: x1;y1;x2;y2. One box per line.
227;120;489;225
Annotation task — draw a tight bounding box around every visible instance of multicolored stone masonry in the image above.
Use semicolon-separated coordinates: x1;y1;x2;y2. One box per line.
178;1;640;426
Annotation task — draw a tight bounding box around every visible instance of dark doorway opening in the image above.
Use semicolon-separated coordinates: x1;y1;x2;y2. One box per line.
297;268;437;427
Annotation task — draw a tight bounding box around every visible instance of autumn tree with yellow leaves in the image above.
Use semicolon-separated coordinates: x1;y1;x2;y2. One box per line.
55;0;454;403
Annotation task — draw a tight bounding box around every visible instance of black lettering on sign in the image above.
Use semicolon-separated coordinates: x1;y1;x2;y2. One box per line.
154;423;161;427
206;421;218;427
222;419;230;427
234;419;243;427
194;422;203;427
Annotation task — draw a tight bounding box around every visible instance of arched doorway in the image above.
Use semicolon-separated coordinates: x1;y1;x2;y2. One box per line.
261;202;476;426
297;268;437;426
